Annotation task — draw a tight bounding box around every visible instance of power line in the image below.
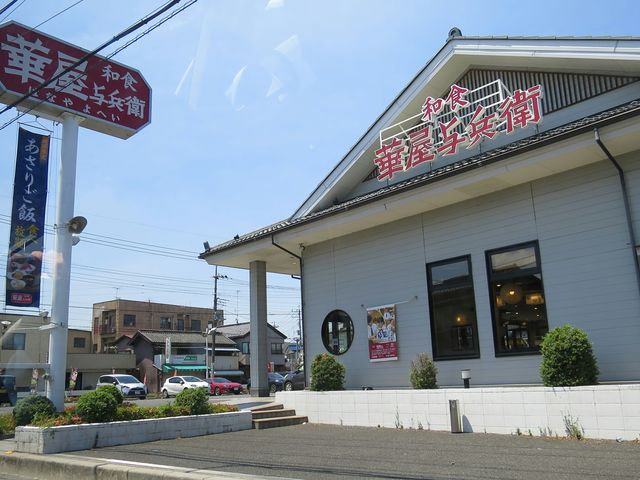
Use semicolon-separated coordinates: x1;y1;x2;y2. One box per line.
0;0;24;22
33;1;85;30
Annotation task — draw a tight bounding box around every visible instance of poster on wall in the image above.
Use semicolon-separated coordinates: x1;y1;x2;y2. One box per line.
366;304;398;362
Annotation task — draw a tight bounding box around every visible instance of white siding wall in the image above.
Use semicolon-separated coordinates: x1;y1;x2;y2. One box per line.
303;155;640;388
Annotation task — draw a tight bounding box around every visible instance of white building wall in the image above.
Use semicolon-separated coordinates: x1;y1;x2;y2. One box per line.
303;156;640;388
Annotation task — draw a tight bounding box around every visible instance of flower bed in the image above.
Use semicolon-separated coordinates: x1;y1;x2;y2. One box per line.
10;385;251;453
15;409;252;454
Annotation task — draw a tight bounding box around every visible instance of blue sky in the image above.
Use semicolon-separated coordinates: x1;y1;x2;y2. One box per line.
0;0;638;338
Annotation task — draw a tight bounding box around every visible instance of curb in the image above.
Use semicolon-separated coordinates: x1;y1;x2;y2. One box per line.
0;450;292;480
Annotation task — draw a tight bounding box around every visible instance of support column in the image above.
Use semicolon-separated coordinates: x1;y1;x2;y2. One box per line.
47;114;82;411
249;260;269;397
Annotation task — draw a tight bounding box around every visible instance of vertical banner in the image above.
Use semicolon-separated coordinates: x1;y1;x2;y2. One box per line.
69;367;78;390
5;128;50;307
30;368;39;393
366;304;398;362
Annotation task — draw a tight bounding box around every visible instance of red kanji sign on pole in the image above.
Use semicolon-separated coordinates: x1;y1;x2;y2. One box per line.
0;21;151;139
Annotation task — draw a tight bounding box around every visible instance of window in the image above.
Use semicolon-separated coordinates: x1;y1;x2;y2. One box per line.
123;314;136;327
73;337;86;349
241;342;250;354
191;319;201;332
427;255;480;360
271;343;283;354
160;317;172;329
1;332;25;350
486;241;549;356
177;317;185;331
321;310;354;355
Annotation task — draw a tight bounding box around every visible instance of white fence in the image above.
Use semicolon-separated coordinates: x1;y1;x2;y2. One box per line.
276;384;640;440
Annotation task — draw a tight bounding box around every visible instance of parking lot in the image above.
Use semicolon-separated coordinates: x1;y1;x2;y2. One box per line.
65;422;640;480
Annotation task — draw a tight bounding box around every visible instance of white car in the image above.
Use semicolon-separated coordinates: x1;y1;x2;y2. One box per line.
161;375;210;398
96;374;147;399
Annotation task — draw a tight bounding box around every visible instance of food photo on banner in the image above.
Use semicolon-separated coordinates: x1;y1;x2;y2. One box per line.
366;304;398;362
5;127;50;308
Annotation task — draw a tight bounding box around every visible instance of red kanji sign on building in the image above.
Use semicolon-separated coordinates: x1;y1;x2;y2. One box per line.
0;21;151;139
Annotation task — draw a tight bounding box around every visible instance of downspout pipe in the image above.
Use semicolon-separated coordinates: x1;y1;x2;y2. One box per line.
271;235;307;387
594;128;640;298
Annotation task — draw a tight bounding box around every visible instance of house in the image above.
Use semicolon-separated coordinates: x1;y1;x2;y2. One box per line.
92;299;215;353
0;312;135;390
124;330;241;392
216;322;287;377
200;31;640;391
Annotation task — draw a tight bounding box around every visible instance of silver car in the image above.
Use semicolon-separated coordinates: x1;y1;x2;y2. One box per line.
96;374;147;399
161;375;209;398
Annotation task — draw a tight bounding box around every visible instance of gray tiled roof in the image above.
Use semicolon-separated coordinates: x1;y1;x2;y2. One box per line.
201;98;640;256
133;330;236;346
216;322;288;339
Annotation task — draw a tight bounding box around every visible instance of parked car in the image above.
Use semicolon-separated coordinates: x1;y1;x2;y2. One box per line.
0;375;17;406
96;374;147;399
161;375;209;398
283;369;305;391
247;372;285;394
205;377;243;396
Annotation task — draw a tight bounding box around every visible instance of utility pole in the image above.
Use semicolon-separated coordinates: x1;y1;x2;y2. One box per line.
293;306;302;368
212;266;228;327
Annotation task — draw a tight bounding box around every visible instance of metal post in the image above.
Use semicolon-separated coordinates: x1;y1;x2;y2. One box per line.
449;399;462;433
47;114;82;411
204;332;209;378
211;329;216;376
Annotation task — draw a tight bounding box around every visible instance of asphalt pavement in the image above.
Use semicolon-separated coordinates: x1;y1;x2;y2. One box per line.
64;423;640;480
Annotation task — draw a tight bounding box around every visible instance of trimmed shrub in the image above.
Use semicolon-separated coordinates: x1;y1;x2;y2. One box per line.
76;389;118;423
13;395;56;426
310;353;345;391
97;384;124;405
409;353;438;389
540;324;599;387
175;387;210;415
0;412;16;434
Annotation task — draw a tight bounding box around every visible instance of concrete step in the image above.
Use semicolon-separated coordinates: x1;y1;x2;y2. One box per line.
252;408;297;420
249;402;284;412
252;415;308;430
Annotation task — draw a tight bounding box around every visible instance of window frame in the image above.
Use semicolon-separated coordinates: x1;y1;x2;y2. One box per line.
485;240;548;357
2;332;25;350
123;314;136;327
321;309;354;355
160;317;172;330
73;337;86;349
271;343;283;354
426;254;481;361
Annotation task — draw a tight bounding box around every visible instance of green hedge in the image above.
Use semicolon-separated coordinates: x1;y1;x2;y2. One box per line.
175;387;210;415
76;389;118;423
13;395;56;426
409;353;438;389
540;324;599;387
97;384;124;405
310;353;345;391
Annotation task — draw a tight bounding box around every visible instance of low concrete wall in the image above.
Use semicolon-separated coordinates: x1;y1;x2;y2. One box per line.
15;410;252;454
276;384;640;440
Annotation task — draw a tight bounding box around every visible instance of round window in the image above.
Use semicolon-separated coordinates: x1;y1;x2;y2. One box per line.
321;310;354;355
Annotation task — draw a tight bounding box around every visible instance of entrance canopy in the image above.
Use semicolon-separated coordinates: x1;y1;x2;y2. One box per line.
161;364;206;373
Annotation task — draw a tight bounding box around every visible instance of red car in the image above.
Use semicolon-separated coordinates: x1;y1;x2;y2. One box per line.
205;377;243;395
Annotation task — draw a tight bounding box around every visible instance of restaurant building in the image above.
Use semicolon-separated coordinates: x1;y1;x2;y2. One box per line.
201;32;640;391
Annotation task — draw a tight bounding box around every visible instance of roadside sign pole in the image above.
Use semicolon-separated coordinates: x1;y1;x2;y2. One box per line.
46;113;82;411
